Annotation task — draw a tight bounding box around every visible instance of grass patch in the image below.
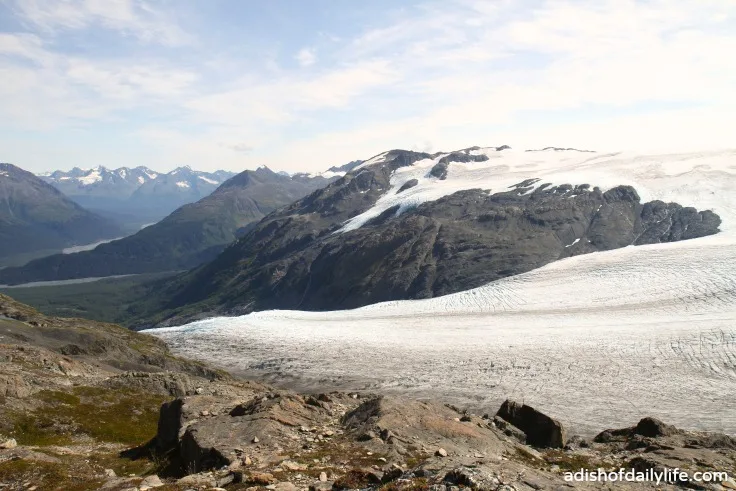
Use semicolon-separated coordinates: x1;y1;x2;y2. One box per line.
381;478;429;491
10;385;168;447
299;440;388;471
0;459;104;491
544;449;602;472
12;413;73;446
88;451;160;477
404;451;431;469
38;389;81;406
333;469;377;490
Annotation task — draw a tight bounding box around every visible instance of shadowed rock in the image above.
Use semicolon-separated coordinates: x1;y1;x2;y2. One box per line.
496;400;566;448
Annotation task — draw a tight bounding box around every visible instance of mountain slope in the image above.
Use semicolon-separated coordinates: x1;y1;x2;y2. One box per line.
42;165;235;230
127;166;235;213
0;163;122;259
131;147;726;326
0;167;336;284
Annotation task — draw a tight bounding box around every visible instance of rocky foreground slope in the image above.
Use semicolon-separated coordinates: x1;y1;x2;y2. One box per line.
0;293;734;490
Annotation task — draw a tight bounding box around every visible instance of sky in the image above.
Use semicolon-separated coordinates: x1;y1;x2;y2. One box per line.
0;0;735;174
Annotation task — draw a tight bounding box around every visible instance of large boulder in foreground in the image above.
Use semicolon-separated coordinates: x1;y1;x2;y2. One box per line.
495;400;566;448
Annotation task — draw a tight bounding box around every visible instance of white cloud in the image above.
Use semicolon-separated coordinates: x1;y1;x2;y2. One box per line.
7;0;191;46
295;47;316;67
182;59;399;127
1;0;736;173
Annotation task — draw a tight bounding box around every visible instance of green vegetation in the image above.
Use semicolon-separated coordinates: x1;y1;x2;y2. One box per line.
0;272;176;326
0;459;104;491
10;386;168;447
0;248;64;268
380;478;429;491
543;449;602;472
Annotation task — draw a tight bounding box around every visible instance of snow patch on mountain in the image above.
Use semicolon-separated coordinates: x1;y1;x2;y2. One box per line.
77;168;103;185
340;149;736;234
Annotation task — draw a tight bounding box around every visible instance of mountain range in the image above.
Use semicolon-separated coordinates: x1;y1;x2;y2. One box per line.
3;147;726;330
0;163;123;267
41;165;236;230
121;147;722;327
0;167;337;283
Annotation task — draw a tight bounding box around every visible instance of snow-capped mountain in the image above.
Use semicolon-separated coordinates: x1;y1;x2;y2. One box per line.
44;165;160;199
128;166;235;207
42;165;232;199
40;165;235;230
129;145;729;329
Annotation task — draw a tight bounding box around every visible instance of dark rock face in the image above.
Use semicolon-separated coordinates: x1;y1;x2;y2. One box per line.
429;152;489;180
157;398;185;448
634;417;678;438
495;400;566;448
397;179;419;193
429;161;448;179
135;150;721;326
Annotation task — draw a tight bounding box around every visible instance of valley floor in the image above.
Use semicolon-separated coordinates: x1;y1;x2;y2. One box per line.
149;233;736;437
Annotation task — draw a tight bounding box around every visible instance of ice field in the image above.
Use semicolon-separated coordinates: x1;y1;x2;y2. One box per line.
148;149;736;436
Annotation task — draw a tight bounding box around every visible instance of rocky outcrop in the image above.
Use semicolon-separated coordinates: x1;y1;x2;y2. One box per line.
397;178;418;193
151;390;736;490
495;399;567;448
102;371;197;397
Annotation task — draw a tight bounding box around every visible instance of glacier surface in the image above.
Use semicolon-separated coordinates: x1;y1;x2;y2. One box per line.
147;149;736;436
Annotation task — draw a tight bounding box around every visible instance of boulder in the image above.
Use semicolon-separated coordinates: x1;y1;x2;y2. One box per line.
495;400;566;448
0;374;32;398
634;417;678;438
176;473;217;488
0;438;17;449
444;467;501;489
357;430;376;442
138;474;164;490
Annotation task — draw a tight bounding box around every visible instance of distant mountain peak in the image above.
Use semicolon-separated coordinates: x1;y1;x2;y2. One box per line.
40;165;236;207
526;146;595;153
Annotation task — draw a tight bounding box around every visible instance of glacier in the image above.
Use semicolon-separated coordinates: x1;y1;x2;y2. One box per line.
146;148;736;436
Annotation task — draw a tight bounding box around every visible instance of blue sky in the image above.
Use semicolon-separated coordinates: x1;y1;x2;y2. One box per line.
1;0;735;174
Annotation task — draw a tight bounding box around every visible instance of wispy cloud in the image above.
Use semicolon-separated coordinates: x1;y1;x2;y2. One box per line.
7;0;191;46
0;0;735;173
295;47;316;67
